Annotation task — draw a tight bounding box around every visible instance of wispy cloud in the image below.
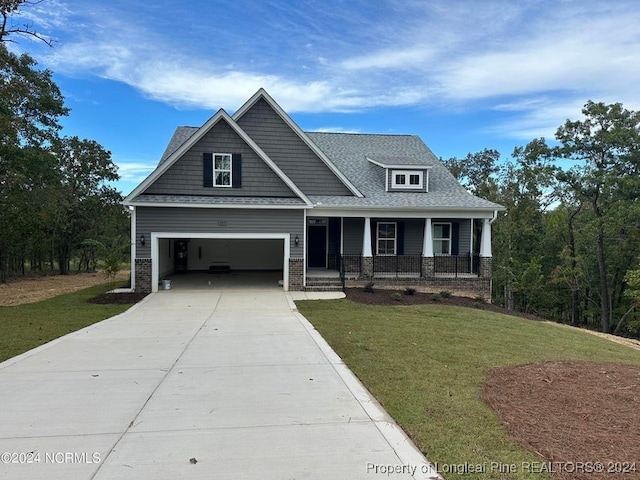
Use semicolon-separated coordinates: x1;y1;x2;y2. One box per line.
24;0;640;143
115;161;156;183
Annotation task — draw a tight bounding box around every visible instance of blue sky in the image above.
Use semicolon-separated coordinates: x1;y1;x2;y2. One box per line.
10;0;640;195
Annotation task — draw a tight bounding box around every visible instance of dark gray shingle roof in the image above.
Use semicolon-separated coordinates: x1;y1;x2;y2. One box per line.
149;127;502;211
305;132;503;210
159;126;198;165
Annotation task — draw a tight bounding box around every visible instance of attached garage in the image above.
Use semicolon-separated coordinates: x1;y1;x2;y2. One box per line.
131;207;305;293
150;233;289;292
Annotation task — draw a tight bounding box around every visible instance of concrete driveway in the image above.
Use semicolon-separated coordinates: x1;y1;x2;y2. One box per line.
0;290;439;480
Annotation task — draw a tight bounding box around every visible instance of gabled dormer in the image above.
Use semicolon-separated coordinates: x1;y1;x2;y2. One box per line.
366;156;431;193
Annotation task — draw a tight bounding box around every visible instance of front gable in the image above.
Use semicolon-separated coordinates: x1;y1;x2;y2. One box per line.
143;119;297;198
125;110;311;205
234;91;360;197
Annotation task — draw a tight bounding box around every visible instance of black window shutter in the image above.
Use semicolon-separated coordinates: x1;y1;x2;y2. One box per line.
232;153;242;188
397;222;405;255
452;223;459;255
203;153;213;187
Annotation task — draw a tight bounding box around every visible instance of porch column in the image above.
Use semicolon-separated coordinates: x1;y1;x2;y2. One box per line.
422;217;433;257
422;217;434;277
479;218;492;257
362;217;373;278
363;217;372;256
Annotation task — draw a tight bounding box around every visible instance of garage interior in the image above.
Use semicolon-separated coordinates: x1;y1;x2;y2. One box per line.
157;237;285;290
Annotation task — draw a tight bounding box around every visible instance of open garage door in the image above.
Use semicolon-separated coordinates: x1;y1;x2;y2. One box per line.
151;233;290;292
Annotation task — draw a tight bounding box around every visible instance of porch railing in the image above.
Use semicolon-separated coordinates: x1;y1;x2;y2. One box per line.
373;254;422;277
339;254;363;277
434;254;479;277
337;253;479;283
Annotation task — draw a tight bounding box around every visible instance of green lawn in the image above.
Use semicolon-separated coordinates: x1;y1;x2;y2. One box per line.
297;299;640;480
0;283;135;363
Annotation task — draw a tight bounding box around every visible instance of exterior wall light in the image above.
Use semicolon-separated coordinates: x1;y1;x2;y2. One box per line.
140;234;146;246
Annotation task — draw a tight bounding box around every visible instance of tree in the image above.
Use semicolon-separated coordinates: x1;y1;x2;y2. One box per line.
555;101;640;332
613;264;640;335
1;0;53;45
444;148;501;200
0;0;129;281
49;136;120;274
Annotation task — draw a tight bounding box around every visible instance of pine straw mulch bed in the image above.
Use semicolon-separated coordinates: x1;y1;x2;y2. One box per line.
87;292;148;304
344;287;542;321
482;361;640;480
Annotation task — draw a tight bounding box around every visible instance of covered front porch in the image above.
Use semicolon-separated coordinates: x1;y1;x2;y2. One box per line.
304;214;495;297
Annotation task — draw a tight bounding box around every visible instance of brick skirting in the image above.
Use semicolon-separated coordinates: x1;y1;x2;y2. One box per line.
289;257;304;291
134;258;152;293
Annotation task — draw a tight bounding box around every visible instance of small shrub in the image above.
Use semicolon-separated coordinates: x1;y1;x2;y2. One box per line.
363;281;375;293
474;295;486;304
439;290;452;298
404;287;416;296
391;292;403;302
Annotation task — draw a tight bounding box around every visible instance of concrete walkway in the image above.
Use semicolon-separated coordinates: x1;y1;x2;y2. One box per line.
0;290;439;480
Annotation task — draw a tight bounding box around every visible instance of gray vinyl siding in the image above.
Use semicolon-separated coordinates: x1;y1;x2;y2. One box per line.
236;98;353;196
342;218;364;254
403;219;424;254
456;218;472;255
135;207;304;258
144;119;296;197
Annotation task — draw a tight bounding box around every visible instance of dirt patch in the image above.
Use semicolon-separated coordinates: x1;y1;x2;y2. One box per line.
0;271;130;306
482;361;640;479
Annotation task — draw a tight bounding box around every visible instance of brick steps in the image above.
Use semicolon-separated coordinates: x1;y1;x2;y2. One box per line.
305;277;343;292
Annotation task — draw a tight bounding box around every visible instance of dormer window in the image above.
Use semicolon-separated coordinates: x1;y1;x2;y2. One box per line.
391;170;424;190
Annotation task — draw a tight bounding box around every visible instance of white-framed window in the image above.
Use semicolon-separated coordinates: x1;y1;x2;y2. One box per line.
214;153;232;187
377;222;397;255
433;222;451;255
391;170;423;189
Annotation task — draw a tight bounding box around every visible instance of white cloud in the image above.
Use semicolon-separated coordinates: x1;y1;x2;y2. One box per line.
31;0;640;140
115;161;156;183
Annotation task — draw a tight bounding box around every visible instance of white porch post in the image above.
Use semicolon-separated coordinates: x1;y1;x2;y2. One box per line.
422;217;433;257
363;217;372;256
480;218;492;257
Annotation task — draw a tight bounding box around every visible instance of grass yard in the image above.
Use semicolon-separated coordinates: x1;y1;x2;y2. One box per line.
0;283;136;363
297;299;640;480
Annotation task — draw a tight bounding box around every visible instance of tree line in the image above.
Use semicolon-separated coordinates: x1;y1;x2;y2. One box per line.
445;101;640;337
0;1;128;281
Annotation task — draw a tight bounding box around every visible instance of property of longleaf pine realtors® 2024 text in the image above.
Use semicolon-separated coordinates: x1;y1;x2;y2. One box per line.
365;461;637;476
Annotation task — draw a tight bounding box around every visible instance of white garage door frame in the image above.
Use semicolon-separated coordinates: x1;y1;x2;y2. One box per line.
150;232;290;293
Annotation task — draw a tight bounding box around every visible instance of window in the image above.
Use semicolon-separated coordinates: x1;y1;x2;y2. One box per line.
433;223;451;255
214;154;232;187
377;222;397;255
391;170;423;189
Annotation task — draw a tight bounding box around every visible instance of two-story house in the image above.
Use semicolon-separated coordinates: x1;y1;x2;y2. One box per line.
124;89;503;299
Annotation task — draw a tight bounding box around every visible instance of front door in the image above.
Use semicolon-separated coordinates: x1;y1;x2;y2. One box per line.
307;225;327;268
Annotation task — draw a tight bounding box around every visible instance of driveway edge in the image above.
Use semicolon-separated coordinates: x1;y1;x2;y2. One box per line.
286;294;442;480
